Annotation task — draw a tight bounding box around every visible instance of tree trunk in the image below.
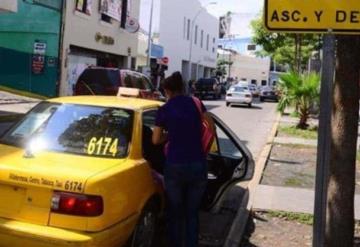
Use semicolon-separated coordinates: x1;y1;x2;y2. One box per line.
325;35;360;247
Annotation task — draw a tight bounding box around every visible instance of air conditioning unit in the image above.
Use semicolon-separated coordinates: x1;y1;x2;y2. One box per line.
0;0;17;13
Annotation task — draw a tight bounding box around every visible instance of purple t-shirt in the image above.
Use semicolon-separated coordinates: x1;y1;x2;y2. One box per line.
155;95;206;164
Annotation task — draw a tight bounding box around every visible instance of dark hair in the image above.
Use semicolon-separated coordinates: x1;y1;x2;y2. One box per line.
162;71;184;93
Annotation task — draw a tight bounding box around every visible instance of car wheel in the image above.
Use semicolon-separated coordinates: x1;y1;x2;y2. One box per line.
260;97;264;102
129;200;158;247
248;103;252;108
226;102;230;107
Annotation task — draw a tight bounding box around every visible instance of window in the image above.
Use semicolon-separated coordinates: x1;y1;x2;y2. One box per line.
75;0;92;15
261;80;267;86
212;47;215;53
213;37;216;43
143;110;158;129
1;102;134;159
206;34;209;51
194;25;198;44
247;44;257;51
101;14;112;23
200;30;204;48
183;17;186;39
187;19;190;40
251;79;257;85
215;123;242;158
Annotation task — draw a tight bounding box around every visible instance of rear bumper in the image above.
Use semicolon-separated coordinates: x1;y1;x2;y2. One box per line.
260;95;278;100
226;97;252;104
0;214;137;247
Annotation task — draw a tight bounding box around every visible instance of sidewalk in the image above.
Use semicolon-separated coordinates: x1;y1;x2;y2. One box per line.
253;184;360;220
0;90;39;115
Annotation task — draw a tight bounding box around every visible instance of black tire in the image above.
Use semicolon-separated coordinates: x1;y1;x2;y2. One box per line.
226;102;230;107
248;103;252;108
128;200;159;247
260;97;264;102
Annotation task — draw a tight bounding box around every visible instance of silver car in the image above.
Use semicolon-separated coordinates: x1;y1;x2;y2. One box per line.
225;84;253;108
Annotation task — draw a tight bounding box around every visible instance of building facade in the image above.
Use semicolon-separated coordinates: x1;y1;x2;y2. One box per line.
0;0;61;97
60;0;140;96
218;48;271;86
159;0;218;81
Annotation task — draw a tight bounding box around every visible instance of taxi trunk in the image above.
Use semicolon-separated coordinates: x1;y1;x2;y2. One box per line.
0;144;122;230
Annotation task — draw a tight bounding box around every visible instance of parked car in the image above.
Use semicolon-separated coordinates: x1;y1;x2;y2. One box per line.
194;78;222;99
248;84;260;97
74;67;164;101
226;84;253;107
0;95;254;247
260;86;279;102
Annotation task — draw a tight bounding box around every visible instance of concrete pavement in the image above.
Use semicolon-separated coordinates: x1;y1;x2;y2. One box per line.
0;90;39;115
274;136;317;146
253;184;360;220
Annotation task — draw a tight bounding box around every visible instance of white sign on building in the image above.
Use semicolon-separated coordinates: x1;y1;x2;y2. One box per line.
0;0;17;13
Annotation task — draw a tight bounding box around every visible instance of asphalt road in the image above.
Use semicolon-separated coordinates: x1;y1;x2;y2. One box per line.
204;97;278;160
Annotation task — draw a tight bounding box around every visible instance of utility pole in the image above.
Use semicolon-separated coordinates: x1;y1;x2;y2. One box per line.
312;34;335;247
146;0;154;67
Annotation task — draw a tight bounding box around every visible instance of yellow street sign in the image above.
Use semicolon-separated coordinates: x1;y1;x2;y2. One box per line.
265;0;360;34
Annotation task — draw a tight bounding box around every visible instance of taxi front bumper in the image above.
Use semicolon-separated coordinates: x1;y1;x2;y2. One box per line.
0;215;138;247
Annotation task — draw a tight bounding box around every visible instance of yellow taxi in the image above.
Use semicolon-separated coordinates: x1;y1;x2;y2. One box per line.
0;94;254;247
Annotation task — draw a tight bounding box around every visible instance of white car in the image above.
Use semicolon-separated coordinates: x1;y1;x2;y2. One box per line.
225;84;253;107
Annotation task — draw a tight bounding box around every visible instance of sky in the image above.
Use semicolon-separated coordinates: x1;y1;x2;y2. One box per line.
139;0;263;38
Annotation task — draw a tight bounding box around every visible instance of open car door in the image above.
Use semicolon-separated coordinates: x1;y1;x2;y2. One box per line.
202;113;255;210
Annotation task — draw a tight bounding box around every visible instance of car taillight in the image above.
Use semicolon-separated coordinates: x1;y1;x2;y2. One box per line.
51;191;103;217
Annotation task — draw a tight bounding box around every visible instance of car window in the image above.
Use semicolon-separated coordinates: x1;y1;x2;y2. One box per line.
143;109;158;129
215;123;242;158
142;75;154;91
230;87;247;92
123;72;133;88
77;69;107;94
1;102;134;159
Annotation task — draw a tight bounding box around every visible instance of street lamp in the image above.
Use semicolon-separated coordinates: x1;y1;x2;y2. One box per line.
187;1;217;83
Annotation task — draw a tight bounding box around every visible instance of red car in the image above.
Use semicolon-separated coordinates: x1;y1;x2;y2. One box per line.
74;67;164;101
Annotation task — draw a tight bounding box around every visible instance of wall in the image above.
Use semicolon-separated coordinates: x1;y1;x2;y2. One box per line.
0;0;61;97
59;0;141;95
219;52;270;85
159;0;218;80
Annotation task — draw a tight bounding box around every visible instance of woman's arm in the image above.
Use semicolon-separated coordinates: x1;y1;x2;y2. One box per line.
152;126;167;145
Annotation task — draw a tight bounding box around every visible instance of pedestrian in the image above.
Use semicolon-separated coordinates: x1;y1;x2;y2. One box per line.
152;71;215;247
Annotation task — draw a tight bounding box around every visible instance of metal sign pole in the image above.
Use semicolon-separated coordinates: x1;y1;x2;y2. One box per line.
312;34;336;247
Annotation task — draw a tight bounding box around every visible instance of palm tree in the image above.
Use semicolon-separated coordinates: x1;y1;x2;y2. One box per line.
277;71;320;129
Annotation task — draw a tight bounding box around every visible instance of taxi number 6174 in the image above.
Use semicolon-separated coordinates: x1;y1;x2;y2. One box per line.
87;137;118;157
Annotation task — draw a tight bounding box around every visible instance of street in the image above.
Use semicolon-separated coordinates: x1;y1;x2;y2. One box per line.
205;97;278;159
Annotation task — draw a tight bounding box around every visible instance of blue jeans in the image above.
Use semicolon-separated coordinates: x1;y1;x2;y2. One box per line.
164;161;207;247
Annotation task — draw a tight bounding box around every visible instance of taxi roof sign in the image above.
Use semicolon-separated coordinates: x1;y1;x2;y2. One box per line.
265;0;360;34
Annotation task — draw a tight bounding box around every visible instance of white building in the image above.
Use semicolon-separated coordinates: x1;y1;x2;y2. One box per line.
59;0;140;96
159;0;218;81
218;48;271;86
0;0;17;13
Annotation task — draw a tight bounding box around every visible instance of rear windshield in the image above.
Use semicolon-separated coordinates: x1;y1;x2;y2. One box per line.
1;102;134;158
78;69;120;94
230;87;248;92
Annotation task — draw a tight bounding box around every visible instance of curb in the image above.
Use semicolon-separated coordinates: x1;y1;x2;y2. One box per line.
224;113;282;247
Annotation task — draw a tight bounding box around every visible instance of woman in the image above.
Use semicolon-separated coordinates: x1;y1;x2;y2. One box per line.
152;72;215;247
